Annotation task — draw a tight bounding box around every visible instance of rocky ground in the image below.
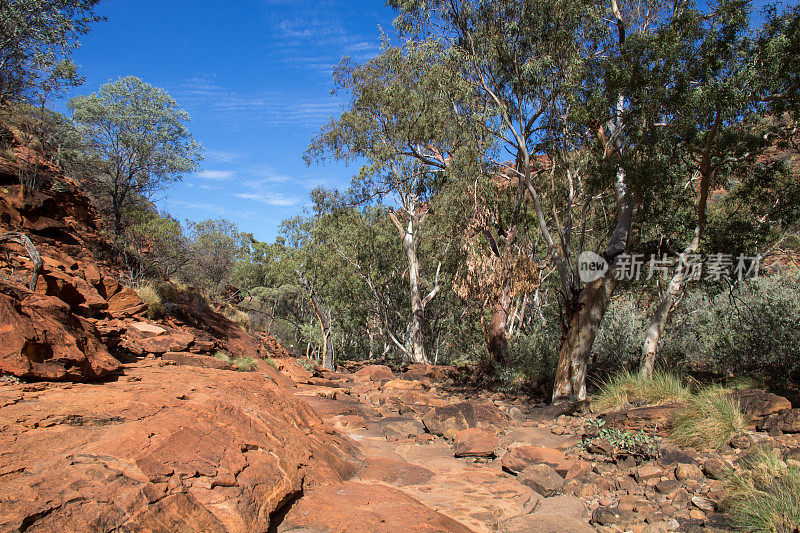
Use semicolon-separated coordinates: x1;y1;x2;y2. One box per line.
3;176;800;531
266;359;799;533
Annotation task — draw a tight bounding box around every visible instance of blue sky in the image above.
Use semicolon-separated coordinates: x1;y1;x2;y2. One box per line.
61;0;397;242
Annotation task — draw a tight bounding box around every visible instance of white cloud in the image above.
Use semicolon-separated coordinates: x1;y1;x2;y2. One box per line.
205;149;245;163
197;170;234;180
234;192;303;207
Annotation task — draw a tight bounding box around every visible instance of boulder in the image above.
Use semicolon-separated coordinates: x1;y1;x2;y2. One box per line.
759;408;800;433
453;428;498;457
733;389;792;425
422;402;508;438
601;403;684;435
106;287;147;317
40;268;107;316
517;464;565;496
353;364;395;384
501;446;575;476
0;282;121;381
127;321;167;338
138;332;194;355
534;494;590;521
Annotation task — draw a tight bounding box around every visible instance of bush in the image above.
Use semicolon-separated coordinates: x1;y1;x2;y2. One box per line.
504;318;560;388
592;294;649;369
135;284;164;320
670;386;745;449
723;448;800;532
592;371;691;412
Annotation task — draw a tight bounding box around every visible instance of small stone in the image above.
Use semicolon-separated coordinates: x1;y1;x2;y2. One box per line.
729;433;753;449
634;464;663;483
691;495;715;513
518;464;565;496
702;458;731;480
675;463;704;481
592;506;635;527
689;509;706;521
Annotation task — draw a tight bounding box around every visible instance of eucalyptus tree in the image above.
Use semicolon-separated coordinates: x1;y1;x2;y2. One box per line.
639;0;800;375
306;40;479;364
390;0;748;401
0;0;102;102
70;76;201;239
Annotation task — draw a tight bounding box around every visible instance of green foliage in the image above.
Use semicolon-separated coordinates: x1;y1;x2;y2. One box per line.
592;371;691;413
723;448;800;532
583;418;659;459
0;0;103;102
185;219;248;296
69;76;201;236
125;207;190;281
669;386;745;449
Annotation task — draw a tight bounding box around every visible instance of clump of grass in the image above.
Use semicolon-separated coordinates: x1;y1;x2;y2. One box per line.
670;386;745;449
298;357;315;372
221;305;251;331
213;350;232;364
265;357;277;369
593;370;691;412
723;448;800;532
135;284;165;320
233;356;257;372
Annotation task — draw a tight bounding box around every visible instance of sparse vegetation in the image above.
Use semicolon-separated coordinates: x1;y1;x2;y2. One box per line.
233;356;257;372
213;350;232;364
669;386;746;449
592;371;691;413
134;284;164;320
723;448;800;532
582;418;659;459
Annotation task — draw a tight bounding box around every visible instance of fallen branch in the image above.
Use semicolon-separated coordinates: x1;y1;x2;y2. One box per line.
0;231;42;291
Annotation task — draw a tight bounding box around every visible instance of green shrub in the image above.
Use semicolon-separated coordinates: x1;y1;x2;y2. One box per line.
592;370;691;412
504;318;560;387
670;386;745;449
723;448;800;532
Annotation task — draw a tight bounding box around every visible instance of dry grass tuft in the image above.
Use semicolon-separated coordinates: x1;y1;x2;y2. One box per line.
723;448;800;532
592;370;691;412
669;386;745;449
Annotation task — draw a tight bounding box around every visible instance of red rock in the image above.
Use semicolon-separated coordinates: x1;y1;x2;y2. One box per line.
501;446;575;475
0;281;121;381
39;268;107;316
384;378;424;391
453;428;498;457
127;321;167;338
354;364;395;383
565;459;592;480
0;363;359;531
359;457;435;486
279;481;472;532
81;261;102;286
107;287;147;317
189;339;216;354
